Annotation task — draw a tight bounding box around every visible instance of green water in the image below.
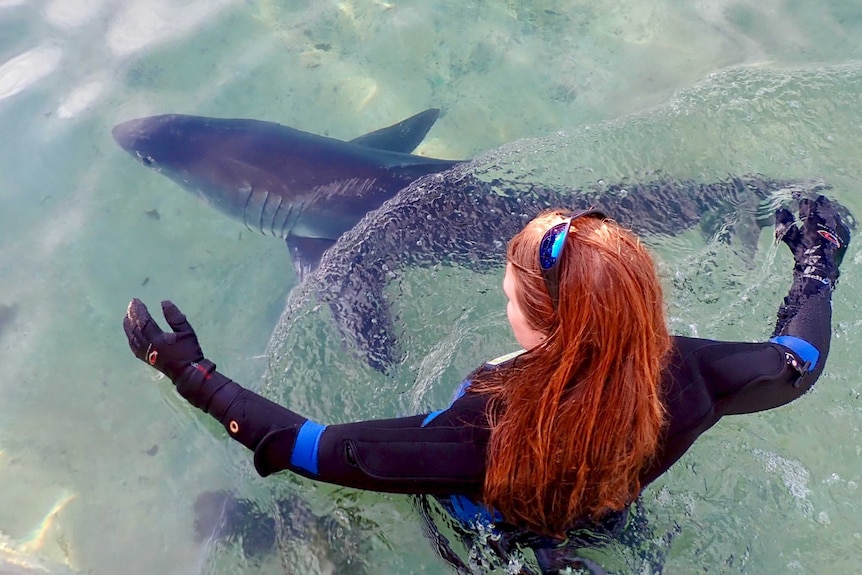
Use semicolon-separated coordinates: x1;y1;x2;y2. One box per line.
0;1;861;573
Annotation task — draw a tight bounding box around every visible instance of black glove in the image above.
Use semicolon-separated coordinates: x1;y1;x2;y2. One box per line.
123;298;208;382
775;195;851;289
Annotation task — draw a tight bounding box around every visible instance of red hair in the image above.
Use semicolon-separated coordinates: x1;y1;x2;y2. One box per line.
469;211;671;536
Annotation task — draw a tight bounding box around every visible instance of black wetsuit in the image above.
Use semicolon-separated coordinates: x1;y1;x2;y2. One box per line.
178;270;831;573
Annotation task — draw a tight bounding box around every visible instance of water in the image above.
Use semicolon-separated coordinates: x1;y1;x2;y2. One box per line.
0;1;861;573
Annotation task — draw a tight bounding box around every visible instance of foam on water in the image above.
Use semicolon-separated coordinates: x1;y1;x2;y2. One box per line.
56;78;106;120
752;449;813;513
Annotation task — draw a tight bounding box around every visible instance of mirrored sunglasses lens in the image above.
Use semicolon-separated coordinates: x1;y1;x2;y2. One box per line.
539;222;569;270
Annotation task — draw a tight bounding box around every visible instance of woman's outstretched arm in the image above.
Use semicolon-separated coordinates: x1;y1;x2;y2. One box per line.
123;299;488;494
701;195;850;415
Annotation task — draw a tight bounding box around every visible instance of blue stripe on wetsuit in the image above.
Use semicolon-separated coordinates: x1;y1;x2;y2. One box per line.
770;335;819;372
447;494;504;527
422;410;444;427
290;420;326;475
451;379;471;401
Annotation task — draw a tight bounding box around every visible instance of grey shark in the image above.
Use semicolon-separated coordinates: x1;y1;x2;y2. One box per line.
112;109;461;279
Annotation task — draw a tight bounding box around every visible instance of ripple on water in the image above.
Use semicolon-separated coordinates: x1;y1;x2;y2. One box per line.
752;448;813;513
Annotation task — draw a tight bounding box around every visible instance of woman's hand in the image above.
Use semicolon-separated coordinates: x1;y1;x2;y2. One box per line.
775;195;851;286
123;298;204;382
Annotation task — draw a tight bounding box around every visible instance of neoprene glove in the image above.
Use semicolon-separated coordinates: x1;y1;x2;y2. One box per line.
775;195;850;288
123;300;285;450
123;298;204;379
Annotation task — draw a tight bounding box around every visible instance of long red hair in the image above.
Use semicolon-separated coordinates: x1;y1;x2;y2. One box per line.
469;211;671;536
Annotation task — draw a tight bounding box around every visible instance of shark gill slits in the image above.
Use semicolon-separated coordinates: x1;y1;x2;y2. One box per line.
269;195;283;237
240;184;255;233
279;203;294;240
258;190;270;235
271;197;287;238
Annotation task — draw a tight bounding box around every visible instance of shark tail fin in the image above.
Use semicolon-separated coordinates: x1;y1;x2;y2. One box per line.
348;108;441;153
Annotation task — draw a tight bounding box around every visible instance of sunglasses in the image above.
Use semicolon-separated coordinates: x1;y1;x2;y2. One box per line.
539;208;607;309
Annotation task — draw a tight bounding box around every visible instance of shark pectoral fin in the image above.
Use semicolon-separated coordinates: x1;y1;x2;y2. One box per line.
287;236;336;282
348;108;441;153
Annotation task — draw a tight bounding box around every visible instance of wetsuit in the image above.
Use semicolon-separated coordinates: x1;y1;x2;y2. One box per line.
172;266;831;559
122;196;848;574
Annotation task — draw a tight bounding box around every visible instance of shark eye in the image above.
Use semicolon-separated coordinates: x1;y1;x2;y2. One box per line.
141;155;155;167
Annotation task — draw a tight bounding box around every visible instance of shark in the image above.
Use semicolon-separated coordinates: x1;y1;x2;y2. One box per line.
0;303;17;341
112;109;461;280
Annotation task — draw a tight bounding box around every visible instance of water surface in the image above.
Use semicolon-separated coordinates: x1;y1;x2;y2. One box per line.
0;1;861;573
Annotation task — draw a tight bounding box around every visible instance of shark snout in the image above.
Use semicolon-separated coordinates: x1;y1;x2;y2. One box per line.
112;115;185;169
111;117;151;152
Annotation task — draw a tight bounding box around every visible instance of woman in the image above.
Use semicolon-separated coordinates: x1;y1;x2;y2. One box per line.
123;195;849;574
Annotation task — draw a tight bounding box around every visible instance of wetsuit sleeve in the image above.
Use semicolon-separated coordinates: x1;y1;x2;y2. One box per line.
769;275;833;388
254;395;488;495
754;193;849;400
646;206;846;485
171;364;488;495
684;269;834;417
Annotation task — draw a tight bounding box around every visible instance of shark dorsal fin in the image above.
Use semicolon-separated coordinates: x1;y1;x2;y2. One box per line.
348;108;440;153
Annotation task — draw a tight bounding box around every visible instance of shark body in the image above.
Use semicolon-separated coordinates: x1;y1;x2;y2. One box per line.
112;109;460;279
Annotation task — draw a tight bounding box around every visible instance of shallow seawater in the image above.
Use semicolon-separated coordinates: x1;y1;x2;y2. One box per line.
0;1;861;574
